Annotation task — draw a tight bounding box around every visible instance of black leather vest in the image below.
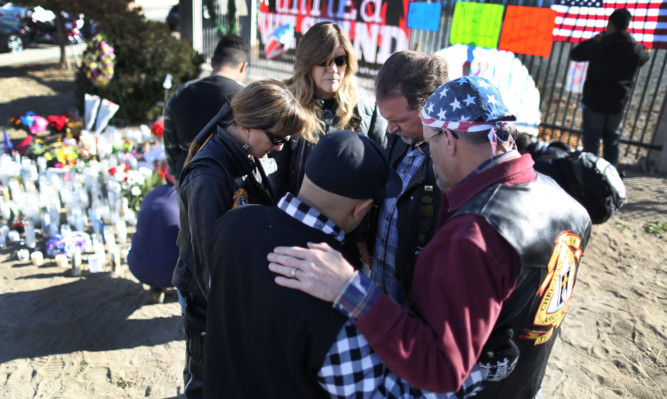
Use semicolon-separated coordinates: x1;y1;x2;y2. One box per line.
453;174;592;399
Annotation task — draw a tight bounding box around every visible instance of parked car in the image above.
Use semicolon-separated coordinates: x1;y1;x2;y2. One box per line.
0;19;25;52
0;2;29;26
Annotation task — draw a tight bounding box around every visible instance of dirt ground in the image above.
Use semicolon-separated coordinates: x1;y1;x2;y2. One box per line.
0;62;665;398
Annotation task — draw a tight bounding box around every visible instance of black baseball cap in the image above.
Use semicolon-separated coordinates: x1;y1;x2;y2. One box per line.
305;130;401;199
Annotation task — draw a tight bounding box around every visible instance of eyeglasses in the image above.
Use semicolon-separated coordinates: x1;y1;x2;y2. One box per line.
263;130;290;145
414;130;443;156
319;55;348;68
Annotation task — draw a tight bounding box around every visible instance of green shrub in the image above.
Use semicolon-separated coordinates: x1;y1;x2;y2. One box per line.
76;12;205;124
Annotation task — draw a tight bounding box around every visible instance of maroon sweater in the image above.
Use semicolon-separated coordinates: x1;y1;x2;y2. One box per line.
355;155;536;392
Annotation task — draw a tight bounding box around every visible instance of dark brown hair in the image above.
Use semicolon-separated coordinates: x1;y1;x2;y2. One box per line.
375;51;449;111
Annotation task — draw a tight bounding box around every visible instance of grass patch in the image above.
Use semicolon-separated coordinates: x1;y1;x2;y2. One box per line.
112;376;131;389
614;221;631;232
643;221;667;238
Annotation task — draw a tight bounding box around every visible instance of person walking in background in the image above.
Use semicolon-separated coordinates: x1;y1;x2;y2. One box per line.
163;34;248;183
363;50;448;306
570;8;649;168
172;80;314;398
268;77;592;398
273;21;387;196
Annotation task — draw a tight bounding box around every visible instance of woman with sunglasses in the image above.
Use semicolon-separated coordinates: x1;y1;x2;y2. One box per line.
274;21;387;195
172;79;314;398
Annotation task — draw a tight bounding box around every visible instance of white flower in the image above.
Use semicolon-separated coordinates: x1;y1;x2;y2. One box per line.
125;170;145;187
138;166;153;178
131;186;142;196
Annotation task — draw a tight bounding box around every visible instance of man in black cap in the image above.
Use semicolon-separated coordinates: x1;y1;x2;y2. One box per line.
204;131;483;398
570;8;649;167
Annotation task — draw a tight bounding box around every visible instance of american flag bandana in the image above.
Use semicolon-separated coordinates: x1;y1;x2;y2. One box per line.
421;76;517;155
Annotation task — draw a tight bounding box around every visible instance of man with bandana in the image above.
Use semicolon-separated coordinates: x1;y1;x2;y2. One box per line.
268;76;592;398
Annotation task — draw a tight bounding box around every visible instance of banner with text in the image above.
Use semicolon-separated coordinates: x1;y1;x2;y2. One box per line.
258;0;411;77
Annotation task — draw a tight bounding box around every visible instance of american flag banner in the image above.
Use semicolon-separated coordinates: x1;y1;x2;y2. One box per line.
552;0;667;49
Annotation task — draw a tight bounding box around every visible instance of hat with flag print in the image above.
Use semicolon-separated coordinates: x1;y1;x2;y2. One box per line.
421;76;516;132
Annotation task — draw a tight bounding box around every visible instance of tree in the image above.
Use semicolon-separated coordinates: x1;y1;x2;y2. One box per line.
75;12;204;123
205;0;239;36
18;0;131;68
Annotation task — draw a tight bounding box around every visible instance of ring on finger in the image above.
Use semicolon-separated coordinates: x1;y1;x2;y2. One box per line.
291;268;297;279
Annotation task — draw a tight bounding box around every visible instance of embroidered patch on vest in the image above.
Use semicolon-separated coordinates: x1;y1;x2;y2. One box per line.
521;231;584;346
233;188;249;208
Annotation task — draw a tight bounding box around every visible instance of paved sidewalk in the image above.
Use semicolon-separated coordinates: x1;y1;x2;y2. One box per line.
0;43;86;67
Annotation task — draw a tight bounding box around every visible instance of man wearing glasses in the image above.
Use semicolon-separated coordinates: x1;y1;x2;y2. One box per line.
268;76;592;398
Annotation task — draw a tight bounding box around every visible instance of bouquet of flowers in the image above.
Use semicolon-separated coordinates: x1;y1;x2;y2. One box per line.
81;35;116;87
9;111;81;136
108;160;168;212
45;231;93;257
24;139;93;168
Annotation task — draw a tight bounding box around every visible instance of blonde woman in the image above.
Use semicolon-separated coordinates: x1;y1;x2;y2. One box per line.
274;21;387;195
172;79;314;398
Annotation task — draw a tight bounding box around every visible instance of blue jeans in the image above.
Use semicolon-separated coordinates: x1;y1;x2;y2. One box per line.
582;107;624;167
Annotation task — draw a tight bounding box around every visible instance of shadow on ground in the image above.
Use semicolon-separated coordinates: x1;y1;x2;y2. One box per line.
0;269;183;363
0;62;79;136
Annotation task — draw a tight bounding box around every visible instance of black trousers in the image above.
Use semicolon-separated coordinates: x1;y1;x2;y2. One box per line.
182;290;207;399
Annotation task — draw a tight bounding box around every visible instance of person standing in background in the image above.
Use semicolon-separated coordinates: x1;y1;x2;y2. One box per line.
570;8;649;168
163;34;248;182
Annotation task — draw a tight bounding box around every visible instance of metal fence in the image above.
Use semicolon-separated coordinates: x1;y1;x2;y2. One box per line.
202;0;666;165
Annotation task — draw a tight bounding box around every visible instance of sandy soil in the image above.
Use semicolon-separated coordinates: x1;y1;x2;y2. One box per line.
0;62;665;398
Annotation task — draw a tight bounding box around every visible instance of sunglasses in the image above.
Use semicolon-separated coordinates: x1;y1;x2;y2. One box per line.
414;130;442;156
319;55;348;68
263;130;290;145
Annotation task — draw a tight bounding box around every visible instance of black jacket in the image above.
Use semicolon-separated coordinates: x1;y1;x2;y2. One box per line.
570;30;649;114
459;174;592;399
172;124;275;299
204;205;347;398
163;75;243;181
366;135;442;304
271;90;387;196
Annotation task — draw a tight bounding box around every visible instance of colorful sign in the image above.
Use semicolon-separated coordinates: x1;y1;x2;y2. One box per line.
407;1;442;32
258;0;411;76
499;5;557;58
450;2;504;49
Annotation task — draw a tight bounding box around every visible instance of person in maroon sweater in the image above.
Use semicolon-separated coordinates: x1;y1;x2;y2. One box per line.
268;76;591;398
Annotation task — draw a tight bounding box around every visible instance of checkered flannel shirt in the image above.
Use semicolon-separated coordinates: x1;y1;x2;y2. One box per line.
372;146;426;305
318;321;484;398
276;194;484;398
278;193;345;242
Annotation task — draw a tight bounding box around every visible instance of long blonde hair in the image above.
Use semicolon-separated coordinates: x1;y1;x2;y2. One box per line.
285;21;359;143
185;79;315;165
